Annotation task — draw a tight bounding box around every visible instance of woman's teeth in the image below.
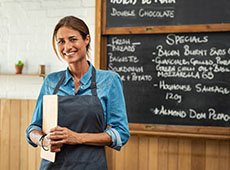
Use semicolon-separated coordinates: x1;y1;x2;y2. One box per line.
65;52;75;56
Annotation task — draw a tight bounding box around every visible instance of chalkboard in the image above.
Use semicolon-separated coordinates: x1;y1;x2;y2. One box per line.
106;0;230;28
107;32;230;127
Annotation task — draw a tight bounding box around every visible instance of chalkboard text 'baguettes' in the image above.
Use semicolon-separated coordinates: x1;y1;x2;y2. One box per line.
107;32;230;127
106;0;230;28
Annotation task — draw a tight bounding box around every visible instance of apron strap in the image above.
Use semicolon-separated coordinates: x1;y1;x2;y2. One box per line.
91;66;98;96
53;66;98;96
53;72;66;95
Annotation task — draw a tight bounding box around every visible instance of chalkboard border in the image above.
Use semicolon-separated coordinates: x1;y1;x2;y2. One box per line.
129;123;230;140
103;24;230;35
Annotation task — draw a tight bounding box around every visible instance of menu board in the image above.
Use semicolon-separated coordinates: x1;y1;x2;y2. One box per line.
107;32;230;127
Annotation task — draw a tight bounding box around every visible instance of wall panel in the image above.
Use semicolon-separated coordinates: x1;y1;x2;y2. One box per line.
0;99;229;170
0;99;40;170
105;136;230;170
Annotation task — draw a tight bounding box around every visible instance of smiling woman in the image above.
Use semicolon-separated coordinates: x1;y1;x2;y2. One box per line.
25;16;130;170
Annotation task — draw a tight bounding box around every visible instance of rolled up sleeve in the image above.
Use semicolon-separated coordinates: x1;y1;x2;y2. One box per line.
105;128;122;150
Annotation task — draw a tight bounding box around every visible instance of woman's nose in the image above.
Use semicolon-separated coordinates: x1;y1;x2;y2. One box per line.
64;41;72;51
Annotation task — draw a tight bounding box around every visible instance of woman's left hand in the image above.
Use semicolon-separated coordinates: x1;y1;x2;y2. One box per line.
48;126;81;145
48;125;112;148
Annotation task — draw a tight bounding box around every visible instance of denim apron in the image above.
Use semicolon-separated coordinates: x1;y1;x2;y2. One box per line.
39;67;108;170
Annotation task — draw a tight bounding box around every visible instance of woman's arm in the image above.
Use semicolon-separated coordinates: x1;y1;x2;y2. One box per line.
25;75;48;147
48;126;112;148
29;126;112;153
105;73;130;150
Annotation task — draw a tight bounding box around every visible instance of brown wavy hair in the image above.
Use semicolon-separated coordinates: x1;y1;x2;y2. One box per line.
52;16;91;60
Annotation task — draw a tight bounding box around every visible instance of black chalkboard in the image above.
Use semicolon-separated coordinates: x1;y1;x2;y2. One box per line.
107;32;230;127
106;0;230;28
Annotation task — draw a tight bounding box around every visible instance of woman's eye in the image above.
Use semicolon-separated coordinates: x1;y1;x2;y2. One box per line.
70;38;77;42
57;40;65;44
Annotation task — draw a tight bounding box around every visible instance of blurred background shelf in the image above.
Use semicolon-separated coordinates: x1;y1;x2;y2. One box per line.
0;73;46;78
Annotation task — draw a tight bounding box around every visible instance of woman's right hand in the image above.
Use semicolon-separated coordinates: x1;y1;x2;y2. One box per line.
29;129;63;153
46;133;63;152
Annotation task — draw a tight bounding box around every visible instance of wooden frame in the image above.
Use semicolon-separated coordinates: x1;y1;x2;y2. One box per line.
95;0;230;139
103;24;230;35
129;123;230;140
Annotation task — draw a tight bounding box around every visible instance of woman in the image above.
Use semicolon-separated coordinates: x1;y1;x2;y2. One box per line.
26;16;130;170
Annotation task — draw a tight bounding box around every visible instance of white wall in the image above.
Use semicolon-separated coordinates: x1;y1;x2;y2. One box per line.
0;0;96;99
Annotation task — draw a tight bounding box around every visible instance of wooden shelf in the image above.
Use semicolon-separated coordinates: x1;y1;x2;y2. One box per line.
0;73;46;78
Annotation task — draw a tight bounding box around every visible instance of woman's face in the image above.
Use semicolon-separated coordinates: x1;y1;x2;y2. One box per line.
56;26;89;64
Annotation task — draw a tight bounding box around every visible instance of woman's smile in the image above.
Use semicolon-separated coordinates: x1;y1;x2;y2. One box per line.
64;51;78;57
